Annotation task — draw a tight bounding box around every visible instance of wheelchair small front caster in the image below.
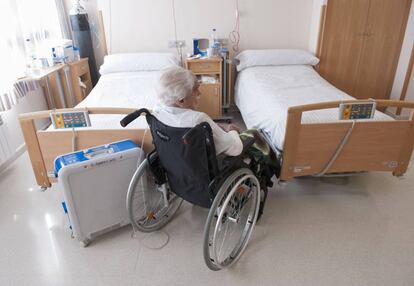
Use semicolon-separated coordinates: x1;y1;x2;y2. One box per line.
80;239;90;247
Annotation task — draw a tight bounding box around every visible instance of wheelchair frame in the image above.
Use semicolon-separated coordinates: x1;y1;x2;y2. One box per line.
121;109;273;270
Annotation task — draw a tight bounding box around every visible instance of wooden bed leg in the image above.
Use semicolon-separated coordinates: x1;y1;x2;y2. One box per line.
393;112;414;177
19;118;51;188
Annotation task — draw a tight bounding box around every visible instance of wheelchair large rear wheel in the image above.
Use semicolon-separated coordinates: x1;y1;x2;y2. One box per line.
126;159;183;233
203;168;261;270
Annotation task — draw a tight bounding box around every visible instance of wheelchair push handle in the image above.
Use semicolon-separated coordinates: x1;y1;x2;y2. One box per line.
120;108;151;127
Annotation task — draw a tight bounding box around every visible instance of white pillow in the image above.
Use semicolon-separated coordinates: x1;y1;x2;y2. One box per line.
235;49;320;71
99;53;179;75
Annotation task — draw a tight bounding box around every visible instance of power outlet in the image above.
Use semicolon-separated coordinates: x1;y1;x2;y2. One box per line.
0;114;3;127
168;40;186;48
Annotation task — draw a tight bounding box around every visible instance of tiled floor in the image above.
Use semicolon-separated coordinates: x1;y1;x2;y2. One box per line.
1;143;414;285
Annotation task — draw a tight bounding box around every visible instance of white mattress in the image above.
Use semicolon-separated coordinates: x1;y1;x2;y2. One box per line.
48;71;161;131
235;65;393;151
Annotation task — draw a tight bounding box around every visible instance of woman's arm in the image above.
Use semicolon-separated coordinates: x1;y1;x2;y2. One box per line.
200;115;243;156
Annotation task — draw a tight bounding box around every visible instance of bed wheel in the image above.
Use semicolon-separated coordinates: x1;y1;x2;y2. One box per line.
38;186;47;192
80;239;90;247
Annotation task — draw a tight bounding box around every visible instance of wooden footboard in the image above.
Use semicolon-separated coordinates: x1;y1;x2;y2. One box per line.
280;100;414;181
19;108;154;188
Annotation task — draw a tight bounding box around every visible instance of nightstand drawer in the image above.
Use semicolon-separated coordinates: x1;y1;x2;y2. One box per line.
188;61;221;74
74;60;89;76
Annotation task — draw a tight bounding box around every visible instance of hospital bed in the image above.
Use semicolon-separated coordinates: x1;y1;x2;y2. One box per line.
234;50;414;181
19;53;177;189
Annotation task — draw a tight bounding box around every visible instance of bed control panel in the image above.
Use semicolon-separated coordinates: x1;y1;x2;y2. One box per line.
339;102;376;120
50;110;91;129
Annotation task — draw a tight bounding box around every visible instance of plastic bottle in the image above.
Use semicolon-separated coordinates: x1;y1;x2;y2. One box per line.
209;28;219;57
52;47;59;64
24;39;36;68
73;46;80;61
210;28;218;48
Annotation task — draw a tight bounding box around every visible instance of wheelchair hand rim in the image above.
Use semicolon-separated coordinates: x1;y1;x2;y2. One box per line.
211;171;261;268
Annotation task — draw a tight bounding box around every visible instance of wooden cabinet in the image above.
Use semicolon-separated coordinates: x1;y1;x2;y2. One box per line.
318;0;412;100
186;58;222;119
25;58;93;110
68;58;93;106
199;84;221;119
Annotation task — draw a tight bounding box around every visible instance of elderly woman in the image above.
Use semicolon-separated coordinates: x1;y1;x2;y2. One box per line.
153;66;279;176
153;67;243;156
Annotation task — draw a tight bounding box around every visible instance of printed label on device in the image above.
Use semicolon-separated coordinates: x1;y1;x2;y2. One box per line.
50;110;91;129
339;102;376;120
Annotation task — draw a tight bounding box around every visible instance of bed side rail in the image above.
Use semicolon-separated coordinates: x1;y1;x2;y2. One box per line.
280;100;414;181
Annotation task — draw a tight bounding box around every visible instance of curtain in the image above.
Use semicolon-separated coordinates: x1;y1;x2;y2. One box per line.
55;0;73;40
0;0;64;112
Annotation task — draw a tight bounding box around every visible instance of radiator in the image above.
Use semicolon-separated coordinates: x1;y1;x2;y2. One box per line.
0;115;12;165
0;81;47;171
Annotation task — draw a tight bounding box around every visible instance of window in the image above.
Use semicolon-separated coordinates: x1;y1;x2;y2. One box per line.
0;0;63;111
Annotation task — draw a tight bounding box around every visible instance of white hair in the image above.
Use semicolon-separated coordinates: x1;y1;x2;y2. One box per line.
157;67;197;106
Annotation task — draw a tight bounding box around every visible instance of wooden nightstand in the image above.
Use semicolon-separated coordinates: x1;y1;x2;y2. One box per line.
67;58;93;106
186;57;222;119
23;58;93;109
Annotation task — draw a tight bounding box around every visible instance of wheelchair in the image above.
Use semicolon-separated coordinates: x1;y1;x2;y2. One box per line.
120;108;276;270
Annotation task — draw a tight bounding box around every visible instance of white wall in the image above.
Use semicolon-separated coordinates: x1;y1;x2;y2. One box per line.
0;88;48;171
402;63;414;115
404;64;414;107
308;0;326;54
97;0;314;56
389;1;414;116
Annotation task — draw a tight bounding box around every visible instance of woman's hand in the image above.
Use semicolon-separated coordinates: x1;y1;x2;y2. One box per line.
226;124;240;133
217;123;227;131
217;123;241;133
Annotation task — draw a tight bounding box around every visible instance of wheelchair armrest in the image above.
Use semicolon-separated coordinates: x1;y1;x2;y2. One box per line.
242;136;255;153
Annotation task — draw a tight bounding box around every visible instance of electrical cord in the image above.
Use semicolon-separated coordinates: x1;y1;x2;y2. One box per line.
229;0;241;52
131;229;170;250
315;120;356;177
71;126;77;152
171;0;183;66
109;0;112;54
132;123;170;250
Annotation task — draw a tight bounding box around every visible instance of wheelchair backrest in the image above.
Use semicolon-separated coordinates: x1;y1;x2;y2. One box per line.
144;110;219;208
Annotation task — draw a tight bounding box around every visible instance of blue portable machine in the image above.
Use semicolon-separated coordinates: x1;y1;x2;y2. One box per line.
55;140;144;247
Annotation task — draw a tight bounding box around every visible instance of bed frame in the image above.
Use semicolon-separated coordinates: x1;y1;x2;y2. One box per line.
19;107;154;189
280;100;414;181
19;100;414;189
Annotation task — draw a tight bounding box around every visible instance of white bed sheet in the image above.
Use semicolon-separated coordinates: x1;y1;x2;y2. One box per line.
48;71;162;131
234;65;393;151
